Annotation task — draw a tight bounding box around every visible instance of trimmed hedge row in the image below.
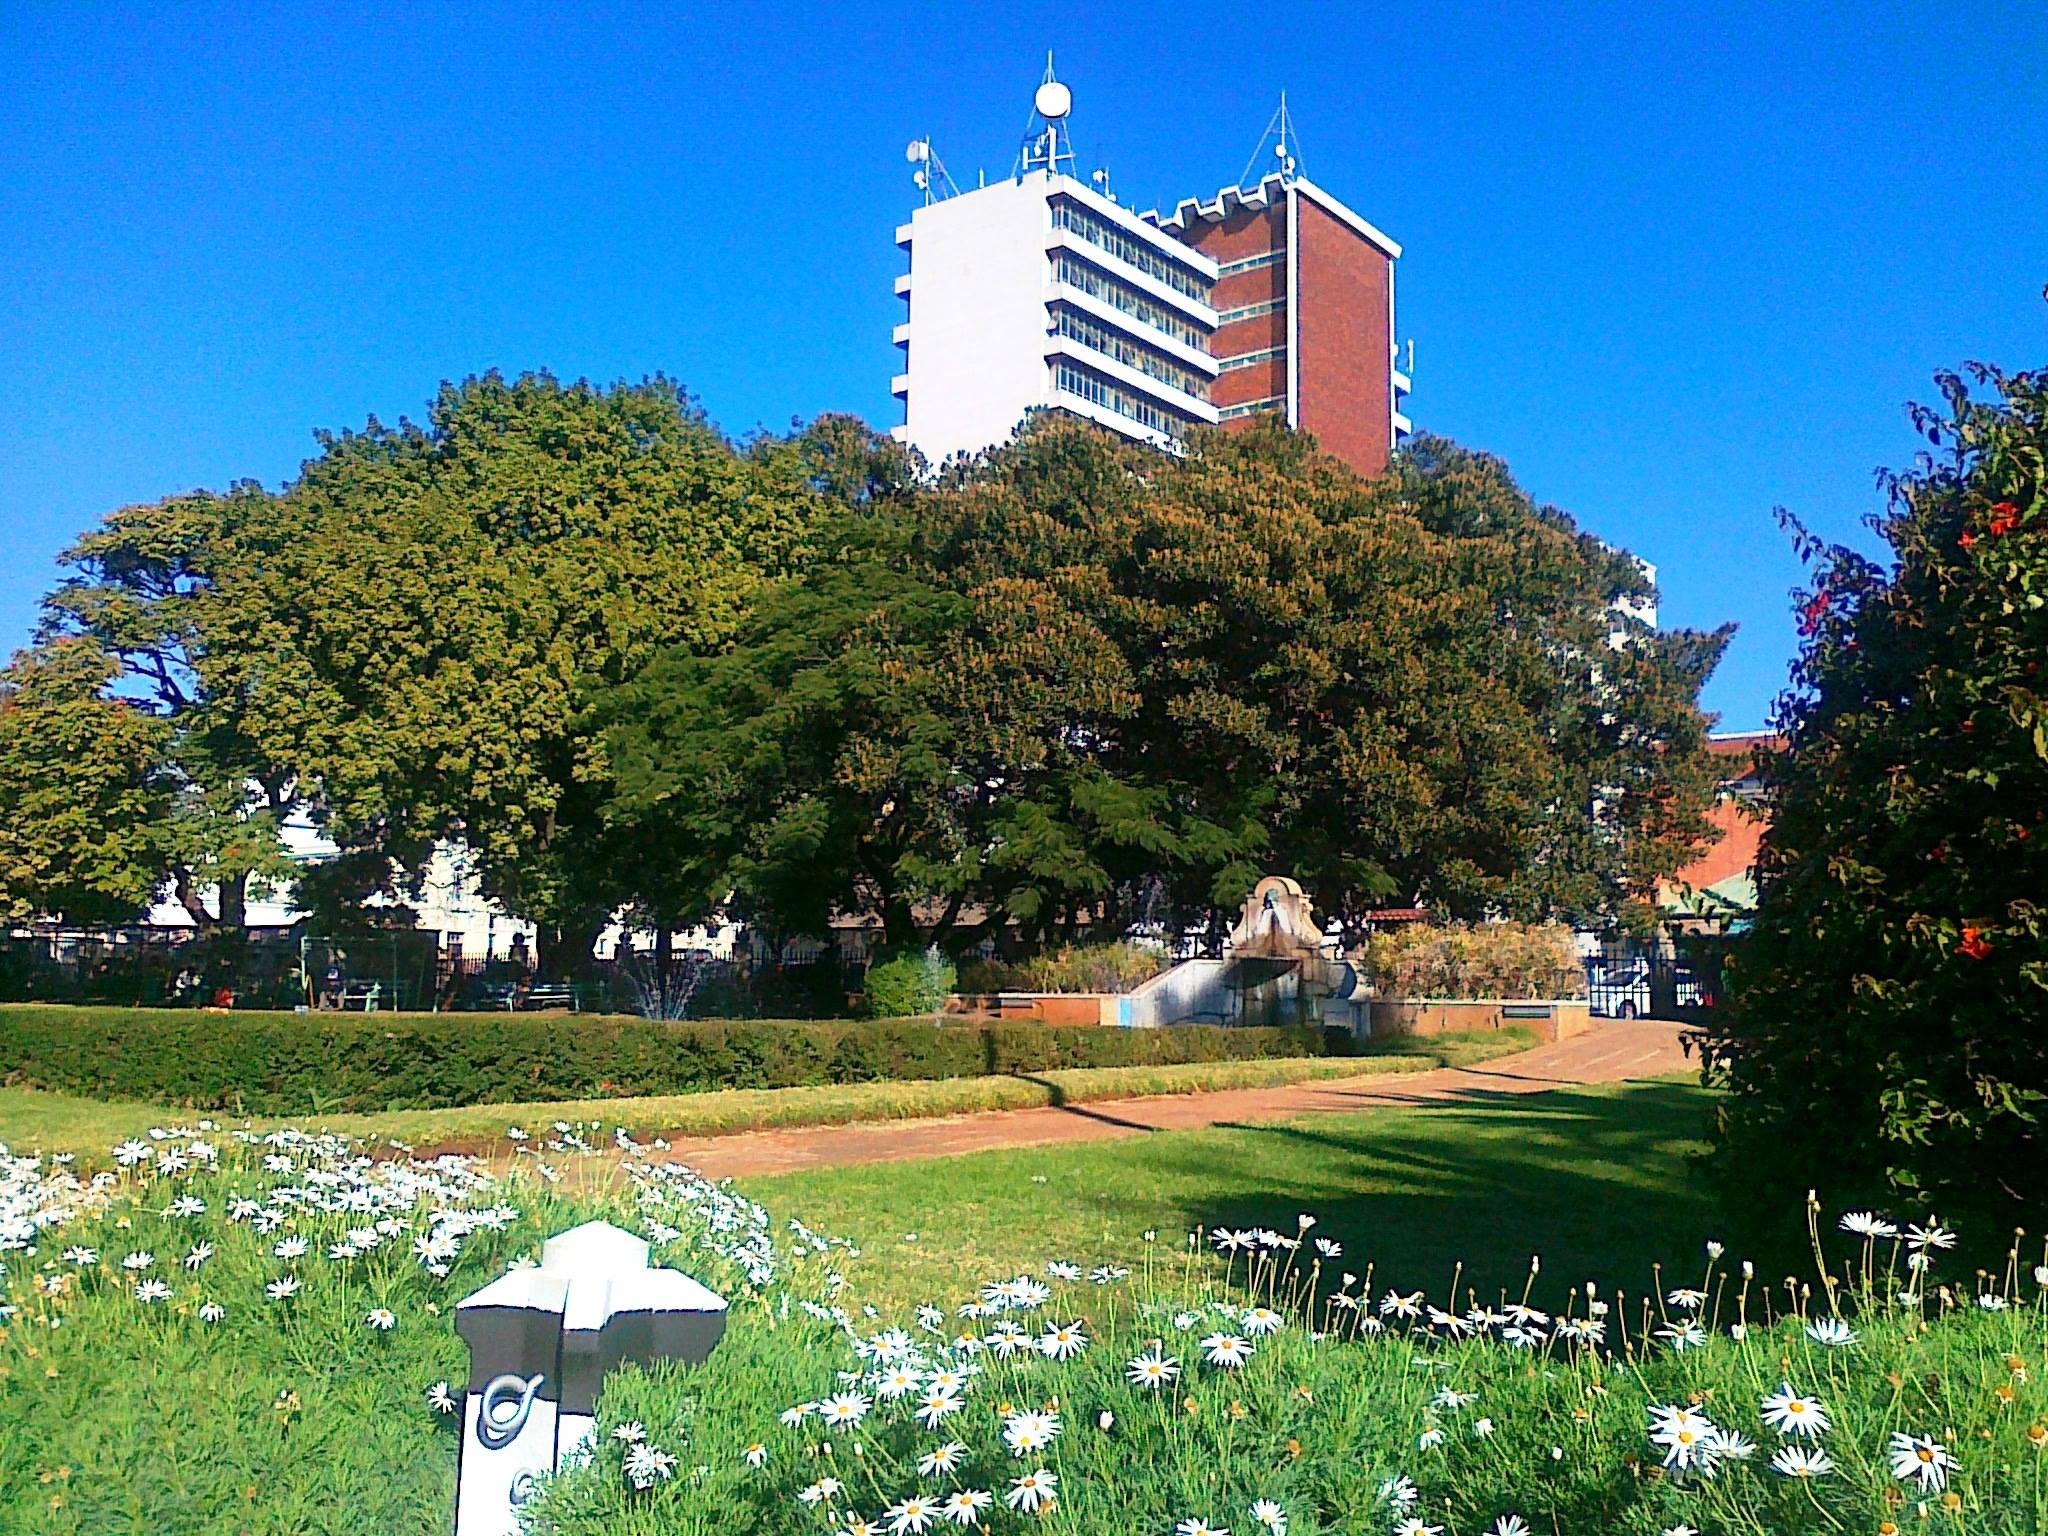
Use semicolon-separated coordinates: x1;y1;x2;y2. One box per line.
0;1005;1344;1115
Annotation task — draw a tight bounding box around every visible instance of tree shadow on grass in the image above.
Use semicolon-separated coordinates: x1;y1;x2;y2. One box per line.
1157;1082;1803;1306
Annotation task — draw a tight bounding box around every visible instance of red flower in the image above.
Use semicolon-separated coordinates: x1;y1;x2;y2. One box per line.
1797;589;1831;636
1959;530;1978;550
1989;501;2021;536
1958;926;1992;961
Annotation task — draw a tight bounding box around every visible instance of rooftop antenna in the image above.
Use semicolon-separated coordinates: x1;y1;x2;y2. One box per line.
1015;50;1076;179
905;136;960;205
1090;164;1115;203
1236;91;1303;189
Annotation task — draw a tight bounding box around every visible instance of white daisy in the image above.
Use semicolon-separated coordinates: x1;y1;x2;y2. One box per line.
1886;1431;1955;1492
1126;1350;1180;1389
939;1488;990;1527
1200;1332;1254;1368
1771;1445;1835;1478
1001;1409;1060;1458
819;1392;871;1428
1760;1383;1830;1437
1039;1320;1088;1360
917;1442;966;1478
1005;1468;1056;1513
886;1494;939;1534
1804;1318;1857;1347
365;1307;396;1331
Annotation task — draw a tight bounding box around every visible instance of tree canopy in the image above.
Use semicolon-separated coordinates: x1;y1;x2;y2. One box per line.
0;640;172;925
25;371;827;963
13;381;1724;968
594;416;1729;953
1705;357;2048;1215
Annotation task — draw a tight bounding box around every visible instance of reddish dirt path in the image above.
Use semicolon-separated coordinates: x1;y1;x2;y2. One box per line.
650;1019;1696;1182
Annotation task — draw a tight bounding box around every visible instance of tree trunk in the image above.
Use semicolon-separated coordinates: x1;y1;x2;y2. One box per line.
217;869;248;932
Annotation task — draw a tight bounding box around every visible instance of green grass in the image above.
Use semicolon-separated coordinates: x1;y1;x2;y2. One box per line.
0;1029;1535;1162
748;1077;1734;1310
8;1080;2043;1535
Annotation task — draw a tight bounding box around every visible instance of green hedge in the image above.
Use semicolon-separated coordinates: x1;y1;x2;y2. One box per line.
0;1004;1344;1115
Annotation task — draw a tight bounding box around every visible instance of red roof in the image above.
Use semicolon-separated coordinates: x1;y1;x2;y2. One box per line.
1706;732;1786;760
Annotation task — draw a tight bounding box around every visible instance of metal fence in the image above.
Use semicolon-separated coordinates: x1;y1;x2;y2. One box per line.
0;930;860;1018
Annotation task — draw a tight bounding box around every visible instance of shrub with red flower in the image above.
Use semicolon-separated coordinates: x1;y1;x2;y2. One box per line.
1705;350;2048;1218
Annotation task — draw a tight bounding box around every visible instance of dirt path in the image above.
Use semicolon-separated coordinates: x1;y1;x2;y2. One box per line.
646;1019;1696;1182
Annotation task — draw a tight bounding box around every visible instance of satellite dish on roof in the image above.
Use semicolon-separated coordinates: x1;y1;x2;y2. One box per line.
906;138;930;163
1034;80;1072;120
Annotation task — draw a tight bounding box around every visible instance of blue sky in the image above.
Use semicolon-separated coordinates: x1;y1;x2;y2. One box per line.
4;2;2044;731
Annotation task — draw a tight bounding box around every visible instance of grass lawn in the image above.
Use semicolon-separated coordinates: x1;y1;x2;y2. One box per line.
17;1074;2019;1536
747;1076;1756;1310
0;1029;1534;1161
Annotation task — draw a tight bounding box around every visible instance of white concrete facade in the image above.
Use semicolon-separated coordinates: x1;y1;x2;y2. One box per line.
892;171;1221;466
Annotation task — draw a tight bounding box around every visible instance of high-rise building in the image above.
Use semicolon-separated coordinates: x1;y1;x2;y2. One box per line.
1155;170;1412;477
891;68;1410;479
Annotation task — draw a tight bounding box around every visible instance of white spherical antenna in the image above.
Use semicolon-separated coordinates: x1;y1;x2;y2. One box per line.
1034;80;1072;120
912;168;929;190
906;138;929;164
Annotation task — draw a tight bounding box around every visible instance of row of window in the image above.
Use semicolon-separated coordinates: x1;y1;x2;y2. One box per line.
1050;199;1212;301
1051;252;1212;349
1052;307;1211;400
1217;395;1285;421
1216;248;1283;277
1053;360;1199;441
1217;296;1287;325
1216;346;1285;374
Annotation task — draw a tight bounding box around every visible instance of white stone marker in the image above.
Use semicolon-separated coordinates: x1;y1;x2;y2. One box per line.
453;1219;727;1536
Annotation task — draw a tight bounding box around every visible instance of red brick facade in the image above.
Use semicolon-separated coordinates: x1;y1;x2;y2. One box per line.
1294;194;1393;479
1170;184;1396;479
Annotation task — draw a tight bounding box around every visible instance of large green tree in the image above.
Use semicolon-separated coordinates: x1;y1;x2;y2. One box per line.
35;372;824;966
0;640;173;925
596;416;1728;951
40;485;299;929
1705;356;2048;1214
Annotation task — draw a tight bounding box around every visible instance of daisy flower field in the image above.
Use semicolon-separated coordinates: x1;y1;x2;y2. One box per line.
2;1127;2046;1534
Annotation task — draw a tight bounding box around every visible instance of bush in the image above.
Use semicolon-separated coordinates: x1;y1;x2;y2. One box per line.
969;941;1170;994
0;1003;1338;1114
1355;920;1585;999
1707;358;2048;1216
859;949;956;1019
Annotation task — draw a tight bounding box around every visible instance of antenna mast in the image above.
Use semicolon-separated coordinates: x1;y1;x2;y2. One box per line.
1237;91;1304;189
906;135;960;205
1015;50;1076;179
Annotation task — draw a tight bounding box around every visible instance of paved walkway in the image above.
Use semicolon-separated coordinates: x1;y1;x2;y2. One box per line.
648;1019;1695;1182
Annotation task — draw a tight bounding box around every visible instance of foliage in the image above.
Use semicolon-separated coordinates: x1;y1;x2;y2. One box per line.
964;940;1171;995
12;1089;2045;1535
36;484;302;930
860;949;957;1019
0;1122;835;1535
0;1005;1339;1115
1355;920;1588;999
597;418;1729;955
0;640;172;925
26;373;828;962
1705;355;2048;1215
